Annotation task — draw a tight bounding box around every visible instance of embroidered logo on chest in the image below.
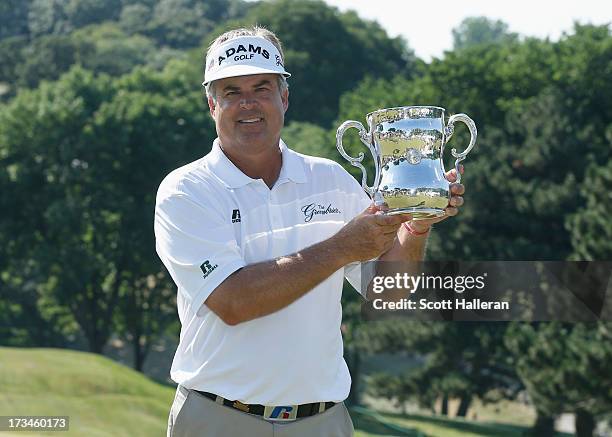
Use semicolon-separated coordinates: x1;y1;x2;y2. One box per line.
301;203;341;223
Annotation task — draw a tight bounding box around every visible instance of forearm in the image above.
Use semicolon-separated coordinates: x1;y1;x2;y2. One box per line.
366;224;429;300
205;236;351;325
378;224;429;262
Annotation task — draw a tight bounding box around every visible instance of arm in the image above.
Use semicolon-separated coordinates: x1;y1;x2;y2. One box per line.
378;224;429;262
205;209;410;325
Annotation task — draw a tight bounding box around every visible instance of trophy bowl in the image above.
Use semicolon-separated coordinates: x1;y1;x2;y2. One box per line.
337;106;477;220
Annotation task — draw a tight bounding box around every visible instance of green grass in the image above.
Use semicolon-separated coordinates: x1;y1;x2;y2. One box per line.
0;347;174;436
0;347;572;437
351;408;573;437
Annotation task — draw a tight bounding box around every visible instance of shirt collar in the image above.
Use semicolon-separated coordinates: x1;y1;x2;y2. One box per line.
207;138;306;189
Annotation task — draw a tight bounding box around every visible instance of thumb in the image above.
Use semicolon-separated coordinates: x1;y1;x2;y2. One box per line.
365;204;378;215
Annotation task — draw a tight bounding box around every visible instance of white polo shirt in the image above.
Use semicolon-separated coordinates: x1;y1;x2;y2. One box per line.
154;138;371;405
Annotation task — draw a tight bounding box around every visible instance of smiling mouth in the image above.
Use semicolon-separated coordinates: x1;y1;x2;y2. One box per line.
238;118;263;124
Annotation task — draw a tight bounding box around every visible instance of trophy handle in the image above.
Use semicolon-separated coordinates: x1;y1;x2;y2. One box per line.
336;120;382;204
443;113;477;184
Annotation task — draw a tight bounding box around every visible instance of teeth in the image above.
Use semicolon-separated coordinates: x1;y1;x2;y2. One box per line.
240;118;261;123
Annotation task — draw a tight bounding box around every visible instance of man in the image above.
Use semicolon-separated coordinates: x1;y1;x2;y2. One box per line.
155;27;464;437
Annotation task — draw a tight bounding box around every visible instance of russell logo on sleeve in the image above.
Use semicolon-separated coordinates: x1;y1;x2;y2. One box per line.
200;260;218;279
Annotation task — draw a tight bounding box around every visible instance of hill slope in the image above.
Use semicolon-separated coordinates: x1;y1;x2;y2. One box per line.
0;347;174;436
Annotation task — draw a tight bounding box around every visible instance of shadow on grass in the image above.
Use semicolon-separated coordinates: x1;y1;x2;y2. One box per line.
351;407;424;436
385;411;522;436
380;411;572;437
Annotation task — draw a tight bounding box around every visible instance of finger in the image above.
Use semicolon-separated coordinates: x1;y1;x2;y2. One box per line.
374;204;392;215
444;206;459;217
375;213;412;226
390;214;413;225
450;183;465;195
449;196;464;207
445;164;465;182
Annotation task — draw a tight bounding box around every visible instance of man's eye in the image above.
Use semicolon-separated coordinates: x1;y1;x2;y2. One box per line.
256;87;269;92
226;91;239;96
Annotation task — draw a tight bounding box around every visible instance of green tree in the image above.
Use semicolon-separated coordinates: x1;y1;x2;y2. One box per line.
119;3;153;35
567;159;612;260
0;0;31;39
452;16;518;50
0;36;28;97
65;0;122;28
86;60;213;367
71;23;158;76
0;62;214;365
210;0;415;126
506;323;612;437
334;23;612;433
147;0;214;48
364;322;518;417
16;34;93;88
335;24;611;262
281;121;337;161
28;0;71;37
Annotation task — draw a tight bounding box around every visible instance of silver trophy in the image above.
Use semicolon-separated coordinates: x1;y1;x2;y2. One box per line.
337;106;477;219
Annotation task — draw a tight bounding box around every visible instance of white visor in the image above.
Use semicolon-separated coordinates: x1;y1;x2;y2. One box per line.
203;36;291;86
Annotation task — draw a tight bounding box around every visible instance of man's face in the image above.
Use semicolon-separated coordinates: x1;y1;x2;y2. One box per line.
208;73;288;157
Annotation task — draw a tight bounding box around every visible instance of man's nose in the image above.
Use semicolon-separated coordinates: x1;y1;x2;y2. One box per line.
239;97;257;109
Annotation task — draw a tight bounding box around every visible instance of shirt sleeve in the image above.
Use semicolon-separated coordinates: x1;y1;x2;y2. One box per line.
154;192;246;315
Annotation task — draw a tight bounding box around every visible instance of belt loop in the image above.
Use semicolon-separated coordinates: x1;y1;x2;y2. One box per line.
215;395;224;405
318;402;325;413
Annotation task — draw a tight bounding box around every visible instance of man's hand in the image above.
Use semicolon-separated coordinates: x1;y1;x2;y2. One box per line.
408;164;466;233
332;206;413;263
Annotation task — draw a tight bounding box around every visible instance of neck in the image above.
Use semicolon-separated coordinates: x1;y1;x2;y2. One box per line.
220;141;282;189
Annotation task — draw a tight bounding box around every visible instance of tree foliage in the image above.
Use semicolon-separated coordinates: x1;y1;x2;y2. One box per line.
209;0;416;126
452;16;518;50
506;322;612;435
0;62;214;361
0;3;611;431
333;23;612;427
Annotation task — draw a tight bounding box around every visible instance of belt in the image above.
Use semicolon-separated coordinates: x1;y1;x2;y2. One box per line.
195;390;336;422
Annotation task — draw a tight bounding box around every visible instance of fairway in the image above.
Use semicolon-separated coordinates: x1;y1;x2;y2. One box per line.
0;347;573;437
0;347;174;437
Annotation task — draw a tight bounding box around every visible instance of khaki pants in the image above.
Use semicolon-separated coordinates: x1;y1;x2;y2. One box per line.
167;385;354;437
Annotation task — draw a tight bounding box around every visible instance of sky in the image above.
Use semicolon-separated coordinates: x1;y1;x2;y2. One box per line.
323;0;612;60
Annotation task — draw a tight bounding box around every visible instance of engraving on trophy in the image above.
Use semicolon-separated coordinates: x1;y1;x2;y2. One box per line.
336;106;477;219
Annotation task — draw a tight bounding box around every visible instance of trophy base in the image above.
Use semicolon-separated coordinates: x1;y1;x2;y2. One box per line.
385;207;446;220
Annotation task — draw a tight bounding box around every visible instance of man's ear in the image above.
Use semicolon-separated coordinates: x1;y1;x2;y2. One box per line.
281;89;289;113
208;96;216;118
